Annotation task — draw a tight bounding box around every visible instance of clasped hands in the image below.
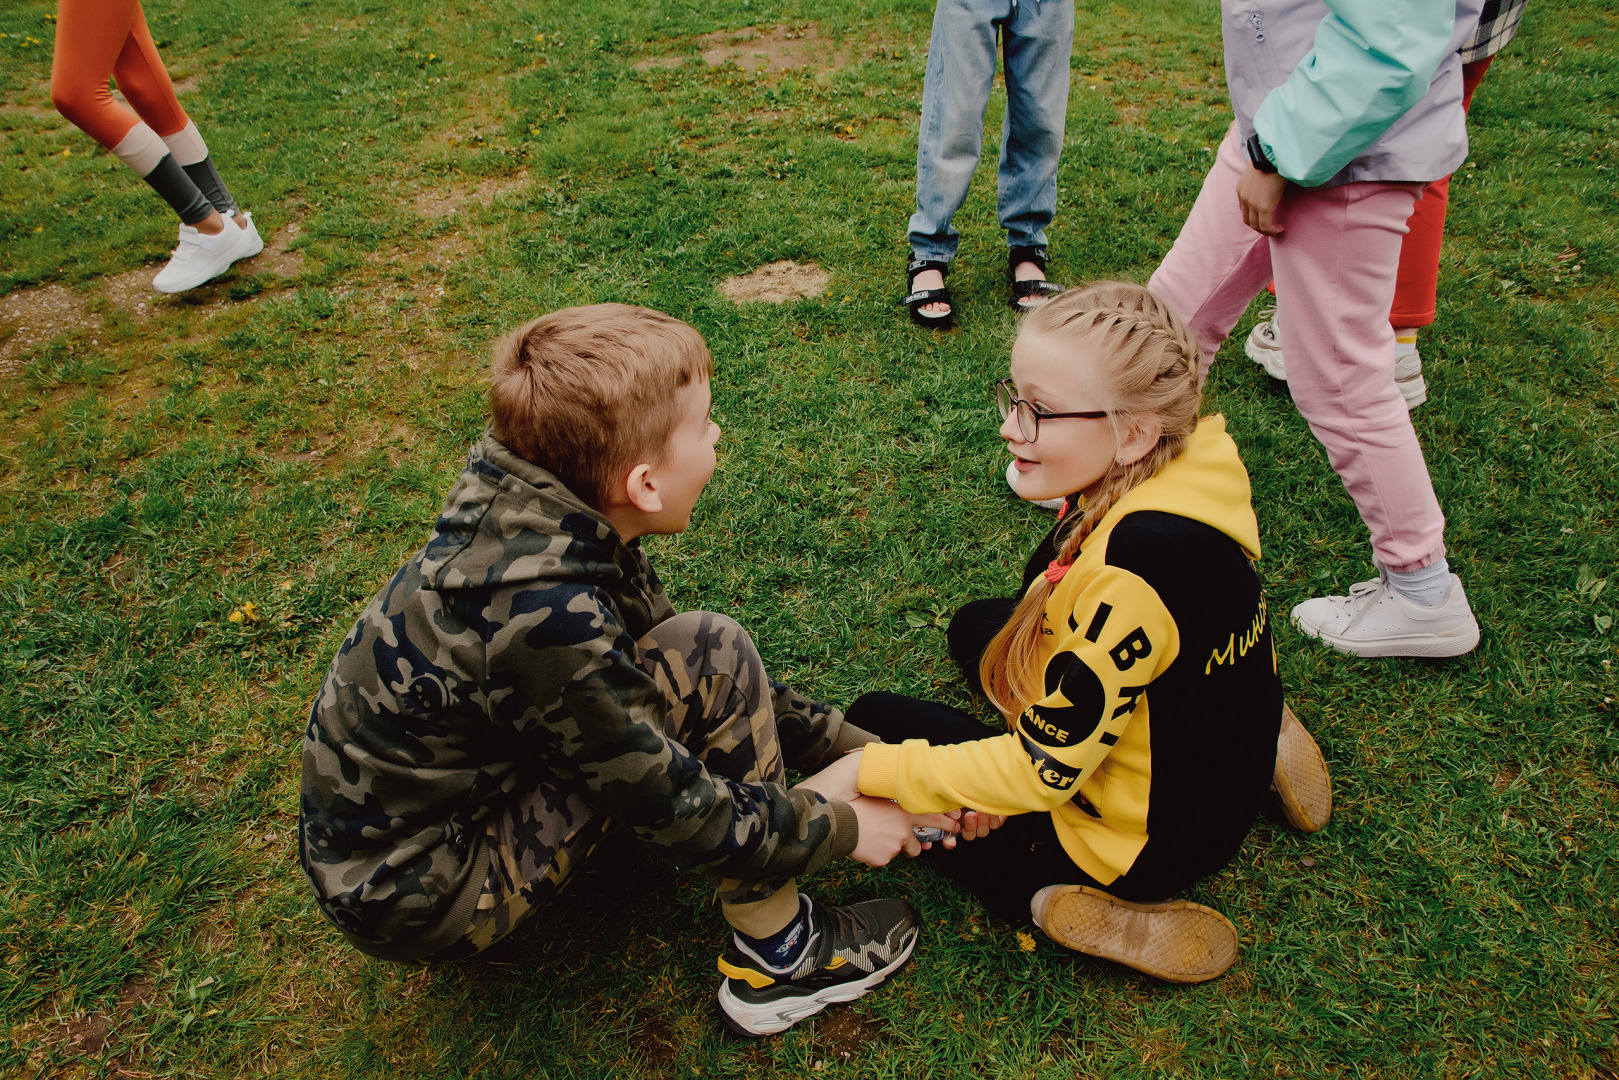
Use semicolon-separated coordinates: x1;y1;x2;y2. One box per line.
796;749;1006;868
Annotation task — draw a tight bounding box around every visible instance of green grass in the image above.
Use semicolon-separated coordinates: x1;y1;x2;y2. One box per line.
1;0;1616;1076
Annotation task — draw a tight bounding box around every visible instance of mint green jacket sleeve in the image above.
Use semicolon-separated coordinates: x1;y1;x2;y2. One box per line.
1253;0;1454;186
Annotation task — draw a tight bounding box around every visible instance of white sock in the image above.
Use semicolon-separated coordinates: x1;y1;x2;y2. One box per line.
1386;559;1451;608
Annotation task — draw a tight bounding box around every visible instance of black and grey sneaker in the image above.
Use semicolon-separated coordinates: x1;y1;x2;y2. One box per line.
716;895;919;1037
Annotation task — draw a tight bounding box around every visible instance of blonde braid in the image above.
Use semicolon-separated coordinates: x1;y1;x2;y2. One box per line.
980;282;1204;722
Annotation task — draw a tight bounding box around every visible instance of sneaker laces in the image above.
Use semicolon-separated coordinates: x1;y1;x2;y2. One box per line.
1332;576;1393;622
814;903;888;972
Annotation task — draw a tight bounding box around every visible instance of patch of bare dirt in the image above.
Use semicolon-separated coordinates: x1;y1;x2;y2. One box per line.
0;284;102;376
631;1010;681;1070
101;270;160;318
814;1005;887;1062
718;260;829;304
414;173;528;217
256;221;306;279
635;23;847;73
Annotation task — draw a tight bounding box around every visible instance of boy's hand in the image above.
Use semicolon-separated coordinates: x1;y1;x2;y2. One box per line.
848;796;958;867
797;749;864;803
1237;163;1289;236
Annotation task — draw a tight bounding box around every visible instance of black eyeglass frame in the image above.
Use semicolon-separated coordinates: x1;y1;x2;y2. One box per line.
994;378;1111;443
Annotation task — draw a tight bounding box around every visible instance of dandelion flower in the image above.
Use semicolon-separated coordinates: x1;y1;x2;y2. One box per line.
228;609;244;624
1016;931;1037;953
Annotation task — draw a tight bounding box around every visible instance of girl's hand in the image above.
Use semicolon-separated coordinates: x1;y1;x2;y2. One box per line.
932;808;1007;849
957;809;1007;842
1237;163;1289;236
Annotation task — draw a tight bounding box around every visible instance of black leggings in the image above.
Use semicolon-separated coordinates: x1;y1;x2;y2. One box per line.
847;598;1202;925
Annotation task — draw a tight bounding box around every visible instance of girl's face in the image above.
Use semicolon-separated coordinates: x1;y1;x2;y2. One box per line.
1002;328;1122;504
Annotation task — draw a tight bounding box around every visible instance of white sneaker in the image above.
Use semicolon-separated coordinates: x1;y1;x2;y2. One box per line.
152;215;248;294
1005;460;1064;511
1243;307;1287;381
1244;310;1427;410
1290;573;1479;658
1393;339;1426;409
232;210;265;261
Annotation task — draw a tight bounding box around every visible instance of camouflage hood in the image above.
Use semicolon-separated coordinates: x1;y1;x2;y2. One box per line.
420;434;666;634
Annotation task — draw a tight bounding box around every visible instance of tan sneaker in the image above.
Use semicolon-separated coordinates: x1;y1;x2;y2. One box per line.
1030;885;1238;983
1272;704;1332;833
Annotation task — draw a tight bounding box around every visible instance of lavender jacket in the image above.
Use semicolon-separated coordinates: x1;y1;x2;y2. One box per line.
1224;0;1487;187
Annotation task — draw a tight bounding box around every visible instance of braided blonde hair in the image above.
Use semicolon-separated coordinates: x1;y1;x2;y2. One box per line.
979;282;1205;722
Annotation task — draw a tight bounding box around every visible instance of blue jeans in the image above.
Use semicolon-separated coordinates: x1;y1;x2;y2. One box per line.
907;0;1074;263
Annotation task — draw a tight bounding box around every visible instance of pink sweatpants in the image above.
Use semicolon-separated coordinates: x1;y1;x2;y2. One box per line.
1148;124;1445;573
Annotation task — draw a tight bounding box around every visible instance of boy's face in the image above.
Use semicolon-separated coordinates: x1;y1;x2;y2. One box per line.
642;377;720;535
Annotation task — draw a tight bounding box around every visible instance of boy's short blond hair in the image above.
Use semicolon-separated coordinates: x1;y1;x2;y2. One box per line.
489;304;713;507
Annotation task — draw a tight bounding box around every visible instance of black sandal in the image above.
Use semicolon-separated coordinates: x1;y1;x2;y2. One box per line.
1008;245;1065;310
901;256;954;330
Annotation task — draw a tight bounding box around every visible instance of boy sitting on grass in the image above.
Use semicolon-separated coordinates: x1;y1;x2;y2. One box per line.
299;303;956;1037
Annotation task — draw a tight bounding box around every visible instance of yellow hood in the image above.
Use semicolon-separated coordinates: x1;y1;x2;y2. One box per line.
1080;414;1260;561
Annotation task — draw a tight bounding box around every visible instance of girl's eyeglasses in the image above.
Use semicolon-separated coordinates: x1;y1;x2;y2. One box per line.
995;378;1111;443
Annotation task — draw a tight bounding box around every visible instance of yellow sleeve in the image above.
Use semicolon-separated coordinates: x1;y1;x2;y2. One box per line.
858;567;1180;815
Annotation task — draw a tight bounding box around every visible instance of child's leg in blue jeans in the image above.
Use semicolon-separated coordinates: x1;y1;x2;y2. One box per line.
997;0;1073;254
908;0;1002;263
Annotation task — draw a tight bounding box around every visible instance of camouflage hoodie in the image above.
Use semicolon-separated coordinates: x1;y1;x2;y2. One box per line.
300;432;859;958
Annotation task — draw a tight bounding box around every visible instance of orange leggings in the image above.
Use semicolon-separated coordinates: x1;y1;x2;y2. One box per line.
50;0;189;150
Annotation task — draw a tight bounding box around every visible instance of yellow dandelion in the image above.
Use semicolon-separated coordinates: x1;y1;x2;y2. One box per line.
242;601;259;622
1016;931;1037;953
228;609;244;624
34;226;43;233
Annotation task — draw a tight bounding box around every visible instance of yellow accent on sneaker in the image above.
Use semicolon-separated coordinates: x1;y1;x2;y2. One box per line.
717;957;777;990
825;956;848;970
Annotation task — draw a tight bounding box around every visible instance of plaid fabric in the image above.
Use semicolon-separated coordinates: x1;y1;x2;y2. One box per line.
1460;0;1527;63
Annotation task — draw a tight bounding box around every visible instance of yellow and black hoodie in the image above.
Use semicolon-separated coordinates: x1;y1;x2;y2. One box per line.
858;415;1282;888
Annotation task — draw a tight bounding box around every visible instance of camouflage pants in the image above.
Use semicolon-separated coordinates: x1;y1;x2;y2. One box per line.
426;610;817;962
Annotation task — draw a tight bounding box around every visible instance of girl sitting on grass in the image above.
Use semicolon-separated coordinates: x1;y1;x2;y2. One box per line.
816;282;1331;982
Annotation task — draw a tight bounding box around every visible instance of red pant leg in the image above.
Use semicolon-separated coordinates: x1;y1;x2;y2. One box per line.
1389;56;1495;329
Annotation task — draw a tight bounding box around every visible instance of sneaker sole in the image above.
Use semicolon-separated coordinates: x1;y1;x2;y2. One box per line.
1031;886;1238;984
1243;333;1287;382
716;933;917;1038
1290;612;1480;659
1271;704;1331;833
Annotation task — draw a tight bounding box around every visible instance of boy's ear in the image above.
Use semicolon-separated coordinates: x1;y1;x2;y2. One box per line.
1116;416;1164;468
620;462;663;515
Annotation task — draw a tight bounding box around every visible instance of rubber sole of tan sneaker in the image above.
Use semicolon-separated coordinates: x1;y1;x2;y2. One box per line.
1271;704;1332;833
1030;886;1238;984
